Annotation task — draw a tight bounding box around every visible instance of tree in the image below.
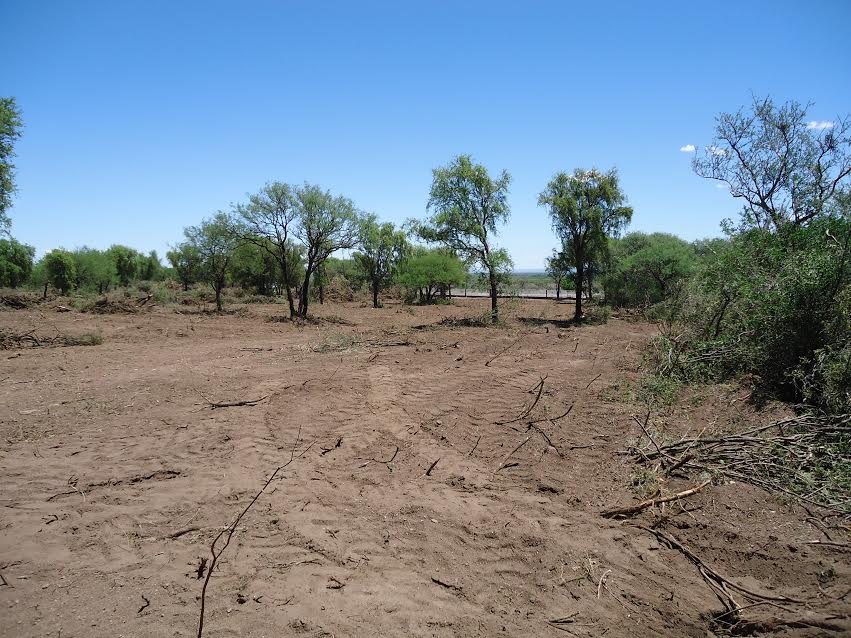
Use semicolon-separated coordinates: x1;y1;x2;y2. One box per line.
354;215;408;308
167;242;202;291
603;232;696;307
43;249;77;294
545;249;571;300
0;237;35;287
71;247;116;293
292;183;360;318
107;245;140;286
234;182;303;317
397;248;467;303
420;154;512;323
229;239;279;295
0;97;23;236
139;250;162;281
184;212;240;311
539;168;632;322
693;96;851;231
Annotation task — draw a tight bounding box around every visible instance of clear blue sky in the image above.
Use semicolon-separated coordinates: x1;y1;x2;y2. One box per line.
4;0;850;268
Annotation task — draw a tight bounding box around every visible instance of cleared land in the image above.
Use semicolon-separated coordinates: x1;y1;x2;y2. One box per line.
0;297;848;637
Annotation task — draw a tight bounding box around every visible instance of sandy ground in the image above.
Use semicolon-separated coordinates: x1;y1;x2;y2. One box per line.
0;297;848;637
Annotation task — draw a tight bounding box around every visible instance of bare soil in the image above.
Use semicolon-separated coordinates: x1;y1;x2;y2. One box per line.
0;298;848;637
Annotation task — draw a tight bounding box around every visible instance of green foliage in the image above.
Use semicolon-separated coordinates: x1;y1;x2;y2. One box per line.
166;242;203;290
354;215;409;307
0;237;35;287
229;239;279;295
138;250;163;281
107;245;140;286
420;154;512;321
292;183;360;317
0;97;23;236
71;247;117;293
183;212;240;311
651;215;851;413
397;248;467;303
545;249;572;298
42;249;77;294
539;168;632;321
603;232;696;307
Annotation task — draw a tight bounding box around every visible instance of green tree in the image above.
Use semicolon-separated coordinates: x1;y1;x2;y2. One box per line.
42;249;77;294
397;248;467;303
184;212;240;311
693;96;850;231
0;237;35;288
234;182;303;317
71;247;116;293
354;215;408;308
0;97;23;236
139;250;162;281
539;168;632;321
545;248;571;300
293;183;360;318
229;239;279;295
166;242;203;291
419;154;512;322
107;245;140;286
603;232;696;307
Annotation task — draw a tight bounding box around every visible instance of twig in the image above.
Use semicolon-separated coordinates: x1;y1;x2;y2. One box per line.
138;595;150;614
320;437;342;456
496;376;546;425
484;335;523;367
528;423;564;458
425;458;440;476
431;576;462;592
597;569;611;599
167;526;200;539
197;425;313;638
206;395;269;409
601;479;711;518
467;435;481;457
584;373;602;390
496;436;532;472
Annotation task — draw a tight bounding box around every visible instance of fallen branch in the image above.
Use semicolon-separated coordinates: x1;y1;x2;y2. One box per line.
320;437;342;456
138;595;150;614
206;395;269;409
431;576;462;592
197;425;313;638
485;335;524;367
601;479;711;518
496;435;532;472
425;457;440;476
496;376;546;425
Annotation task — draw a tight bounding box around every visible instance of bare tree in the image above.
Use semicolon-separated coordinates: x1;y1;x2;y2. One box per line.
693;96;851;230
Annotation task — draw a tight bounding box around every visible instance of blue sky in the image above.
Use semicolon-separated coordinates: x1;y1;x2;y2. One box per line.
4;0;851;268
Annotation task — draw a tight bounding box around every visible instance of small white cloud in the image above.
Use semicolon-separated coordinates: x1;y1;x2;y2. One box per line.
715;183;728;189
806;120;834;130
679;144;696;153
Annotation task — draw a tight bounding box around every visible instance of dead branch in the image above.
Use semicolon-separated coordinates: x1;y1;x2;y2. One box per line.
167;526;200;539
584;373;602;390
425;458;440;476
528;423;564;458
496;376;546;425
320;437;343;456
601;479;711;518
496;436;532;472
138;595;150;614
637;525;806;611
467;435;481;457
197;425;313;638
485;335;524;367
205;395;269;409
431;576;462;592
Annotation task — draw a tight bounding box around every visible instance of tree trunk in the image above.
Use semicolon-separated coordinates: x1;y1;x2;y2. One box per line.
43;282;48;300
574;266;584;322
556;281;561;300
489;272;498;323
298;261;313;318
279;256;296;318
319;282;325;305
215;282;223;312
372;279;379;308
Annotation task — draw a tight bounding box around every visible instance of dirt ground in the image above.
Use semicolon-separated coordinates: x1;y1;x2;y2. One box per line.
1;297;848;637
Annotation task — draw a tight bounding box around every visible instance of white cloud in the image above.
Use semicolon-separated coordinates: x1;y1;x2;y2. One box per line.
679;144;696;153
708;145;727;156
806;120;834;130
715;183;728;189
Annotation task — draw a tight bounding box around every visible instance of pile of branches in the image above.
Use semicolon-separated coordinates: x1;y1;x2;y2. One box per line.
632;413;851;514
82;294;151;314
0;293;40;310
0;328;103;349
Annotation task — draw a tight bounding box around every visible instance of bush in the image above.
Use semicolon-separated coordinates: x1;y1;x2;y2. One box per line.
650;215;851;413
